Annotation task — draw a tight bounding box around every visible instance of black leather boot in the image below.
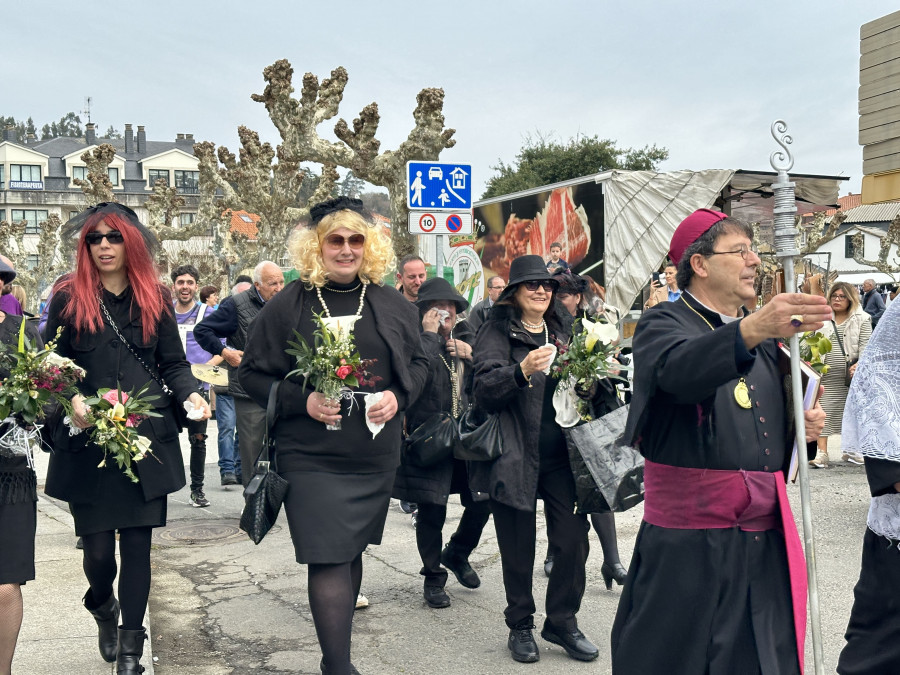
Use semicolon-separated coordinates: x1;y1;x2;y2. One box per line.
82;589;119;662
116;627;146;674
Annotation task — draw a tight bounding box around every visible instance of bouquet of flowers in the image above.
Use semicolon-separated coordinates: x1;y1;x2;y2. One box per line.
0;322;84;460
72;385;162;483
286;313;380;430
797;331;832;376
551;317;624;420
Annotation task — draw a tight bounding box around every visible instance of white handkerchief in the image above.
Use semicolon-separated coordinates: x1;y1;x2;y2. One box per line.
184;401;204;421
364;392;385;439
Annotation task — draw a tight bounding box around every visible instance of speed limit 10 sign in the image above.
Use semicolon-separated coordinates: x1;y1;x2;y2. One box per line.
408;210;473;235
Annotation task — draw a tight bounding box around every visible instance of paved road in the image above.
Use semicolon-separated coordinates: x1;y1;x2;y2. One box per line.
21;428;870;674
144;431;870;674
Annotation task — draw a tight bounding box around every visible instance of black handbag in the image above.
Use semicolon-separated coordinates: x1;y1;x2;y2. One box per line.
830;320;859;387
404;411;459;467
240;382;290;545
562;405;644;514
455;406;503;461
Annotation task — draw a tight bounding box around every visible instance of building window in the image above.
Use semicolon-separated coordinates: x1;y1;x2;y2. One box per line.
0;165;4;189
148;169;169;187
73;166;88;182
10;164;41;182
174;170;199;194
179;212;196;226
0;209;5;222
69;211;79;220
26;255;39;271
845;234;857;259
11;209;49;235
108;167;119;186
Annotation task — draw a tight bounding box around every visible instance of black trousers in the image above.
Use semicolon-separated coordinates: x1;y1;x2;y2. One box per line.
490;462;589;630
186;414;208;492
233;396;268;487
417;489;490;588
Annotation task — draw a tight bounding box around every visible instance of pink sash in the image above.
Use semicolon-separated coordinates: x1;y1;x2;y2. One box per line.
643;459;807;673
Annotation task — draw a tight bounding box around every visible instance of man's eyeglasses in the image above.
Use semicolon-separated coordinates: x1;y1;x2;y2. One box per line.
323;233;366;249
708;247;755;261
85;231;125;246
522;280;558;292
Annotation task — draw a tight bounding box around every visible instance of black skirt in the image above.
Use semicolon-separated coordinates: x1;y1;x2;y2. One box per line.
281;469;395;564
0;460;37;585
69;460;166;536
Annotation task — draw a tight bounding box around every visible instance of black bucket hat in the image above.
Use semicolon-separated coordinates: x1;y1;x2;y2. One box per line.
415;277;469;314
0;257;15;284
498;255;557;302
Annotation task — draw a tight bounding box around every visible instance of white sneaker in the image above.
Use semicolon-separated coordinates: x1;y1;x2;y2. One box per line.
845;452;864;465
355;594;369;610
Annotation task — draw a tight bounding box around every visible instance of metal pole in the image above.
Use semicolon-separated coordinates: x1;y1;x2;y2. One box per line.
770;120;825;675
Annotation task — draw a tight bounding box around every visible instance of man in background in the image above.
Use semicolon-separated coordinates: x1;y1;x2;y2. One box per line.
397;255;427;302
465;275;506;334
861;279;885;328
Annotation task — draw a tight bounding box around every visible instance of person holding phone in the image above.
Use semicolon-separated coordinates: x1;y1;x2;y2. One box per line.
644;264;680;309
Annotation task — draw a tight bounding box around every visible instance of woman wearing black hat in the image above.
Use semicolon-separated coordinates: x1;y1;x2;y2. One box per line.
471;255;598;664
0;258;42;675
393;277;491;610
238;198;429;675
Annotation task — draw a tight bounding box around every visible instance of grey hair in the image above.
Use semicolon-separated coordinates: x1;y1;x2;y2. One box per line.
231;281;252;295
675;218;754;291
253;260;280;283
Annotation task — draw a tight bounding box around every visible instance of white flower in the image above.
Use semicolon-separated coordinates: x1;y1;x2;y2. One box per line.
321;316;360;340
133;435;153;459
581;317;619;352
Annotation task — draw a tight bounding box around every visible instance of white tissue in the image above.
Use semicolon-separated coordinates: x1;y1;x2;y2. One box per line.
363;392;385;439
184;401;205;421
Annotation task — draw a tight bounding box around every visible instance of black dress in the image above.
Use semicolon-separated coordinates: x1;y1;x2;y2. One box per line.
44;286;198;535
239;279;429;564
0;315;40;584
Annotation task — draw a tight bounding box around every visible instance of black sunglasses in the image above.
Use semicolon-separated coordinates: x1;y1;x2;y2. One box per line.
522;280;558;292
85;230;125;246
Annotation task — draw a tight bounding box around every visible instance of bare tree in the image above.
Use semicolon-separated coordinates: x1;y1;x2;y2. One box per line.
72;144;117;206
0;213;64;312
849;213;900;279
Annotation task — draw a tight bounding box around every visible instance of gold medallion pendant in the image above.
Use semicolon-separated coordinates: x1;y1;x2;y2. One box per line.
734;378;752;409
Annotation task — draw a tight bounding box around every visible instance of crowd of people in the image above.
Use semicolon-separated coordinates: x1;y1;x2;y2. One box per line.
0;200;897;674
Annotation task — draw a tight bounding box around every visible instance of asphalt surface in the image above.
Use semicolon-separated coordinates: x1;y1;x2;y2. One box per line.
20;429;870;674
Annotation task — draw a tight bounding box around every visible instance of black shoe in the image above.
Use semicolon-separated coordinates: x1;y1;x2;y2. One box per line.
400;500;417;514
320;658;360;674
220;472;238;486
235;473;243;486
540;620;599;662
423;585;451;609
116;626;147;674
82;590;119;662
543;553;554;577
508;626;540;663
76;536;84;550
410;509;418;528
440;546;481;589
190;489;210;507
600;561;628;590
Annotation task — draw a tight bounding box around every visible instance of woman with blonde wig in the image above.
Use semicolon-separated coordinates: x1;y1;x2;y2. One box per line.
240;197;428;674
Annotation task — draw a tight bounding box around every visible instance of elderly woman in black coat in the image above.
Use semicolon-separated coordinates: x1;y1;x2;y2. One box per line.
393;277;491;610
471;255;597;664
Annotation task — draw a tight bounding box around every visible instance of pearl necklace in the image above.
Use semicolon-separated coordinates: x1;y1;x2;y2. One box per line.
322;283;361;294
521;318;549;345
316;281;368;318
438;354;460;418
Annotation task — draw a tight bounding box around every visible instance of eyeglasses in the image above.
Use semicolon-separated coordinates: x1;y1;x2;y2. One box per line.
85;230;125;246
522;280;558;292
324;234;366;249
831;294;847;300
708;247;754;261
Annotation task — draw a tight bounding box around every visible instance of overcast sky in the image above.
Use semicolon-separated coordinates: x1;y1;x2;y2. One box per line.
8;1;897;199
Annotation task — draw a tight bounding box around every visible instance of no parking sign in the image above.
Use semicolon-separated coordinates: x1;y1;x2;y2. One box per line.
408;211;472;235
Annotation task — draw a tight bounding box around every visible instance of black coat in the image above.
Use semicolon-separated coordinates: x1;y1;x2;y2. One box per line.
43;286;199;502
470;304;570;511
393;326;473;506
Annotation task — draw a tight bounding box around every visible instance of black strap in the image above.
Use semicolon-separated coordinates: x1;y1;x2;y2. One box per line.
830;320;850;363
258;381;281;464
98;297;174;396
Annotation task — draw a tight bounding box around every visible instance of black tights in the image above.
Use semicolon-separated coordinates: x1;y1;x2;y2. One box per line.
307;554;362;675
590;512;621;565
81;527;153;630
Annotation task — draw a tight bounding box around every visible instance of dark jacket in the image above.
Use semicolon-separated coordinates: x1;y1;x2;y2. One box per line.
393;324;474;505
238;280;430;473
862;288;885;327
43;286;199;502
193;287;265;399
470;304;570;511
465;298;493;335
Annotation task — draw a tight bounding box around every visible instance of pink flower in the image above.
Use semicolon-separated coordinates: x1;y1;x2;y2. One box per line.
126;414;141;428
335;365;354;380
102;389;129;406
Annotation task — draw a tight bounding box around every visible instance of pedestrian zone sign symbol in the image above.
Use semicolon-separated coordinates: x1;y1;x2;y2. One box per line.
407;161;472;210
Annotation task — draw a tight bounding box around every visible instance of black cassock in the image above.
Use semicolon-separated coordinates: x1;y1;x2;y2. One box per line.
611;293;800;675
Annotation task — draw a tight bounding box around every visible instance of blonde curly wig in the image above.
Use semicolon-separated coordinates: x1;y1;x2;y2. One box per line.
288;209;394;287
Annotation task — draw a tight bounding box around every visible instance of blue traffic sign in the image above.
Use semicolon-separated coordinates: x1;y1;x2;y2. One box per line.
407;161;472;210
